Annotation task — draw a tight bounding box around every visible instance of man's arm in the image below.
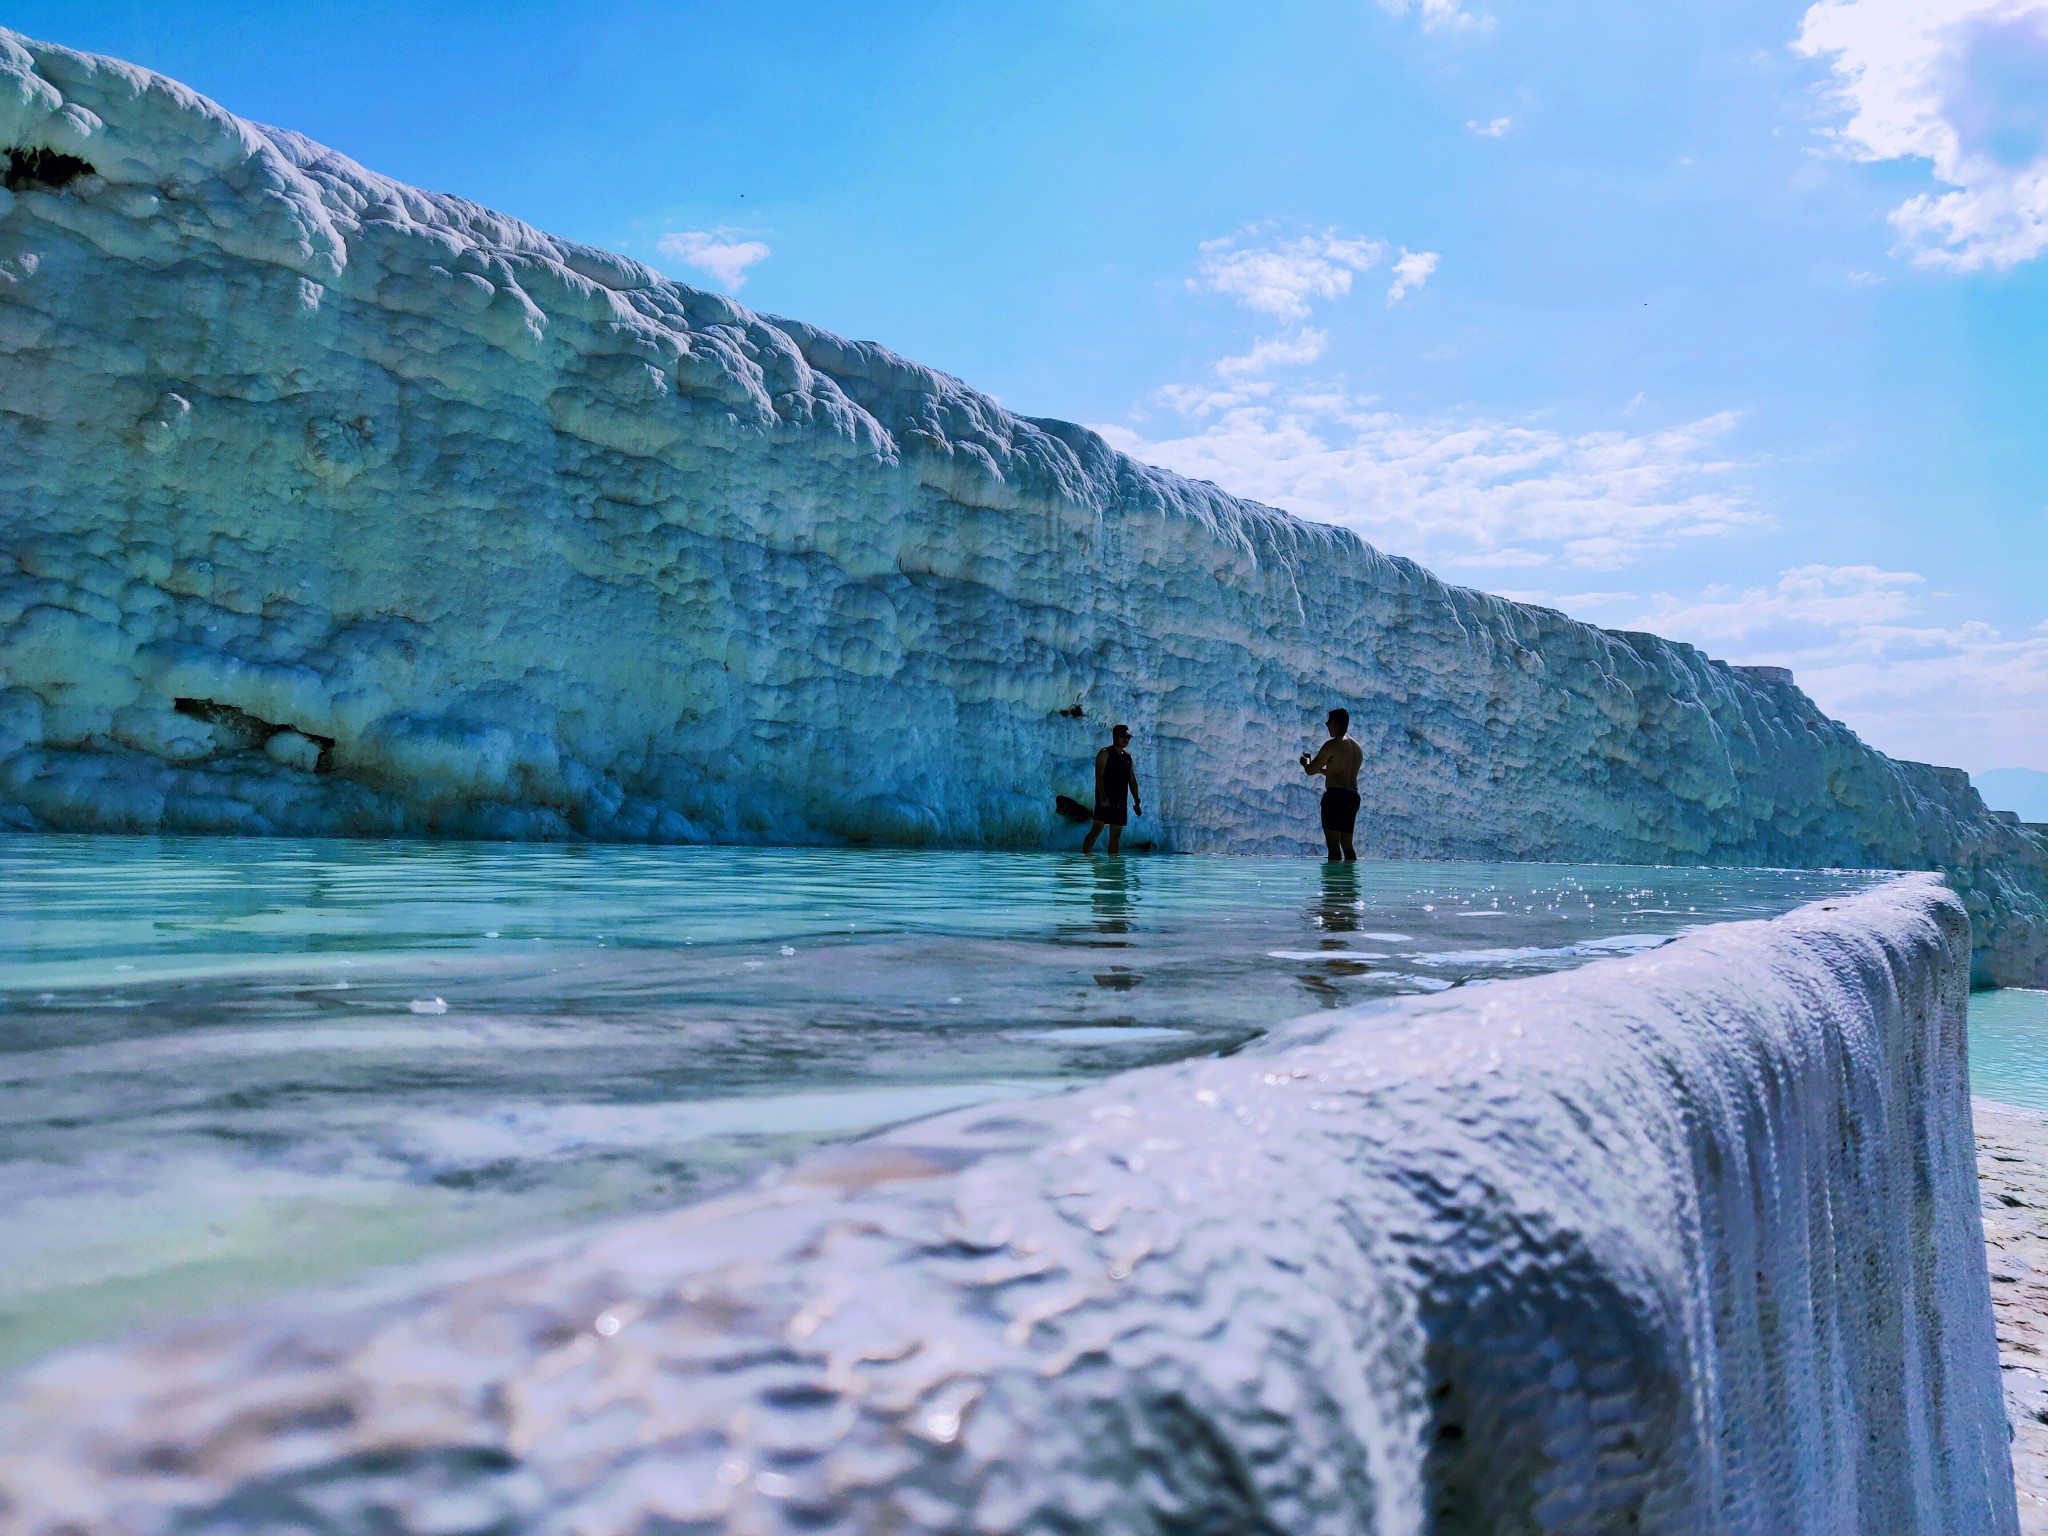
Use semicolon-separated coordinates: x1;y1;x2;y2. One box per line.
1094;746;1108;805
1130;759;1142;814
1302;742;1333;777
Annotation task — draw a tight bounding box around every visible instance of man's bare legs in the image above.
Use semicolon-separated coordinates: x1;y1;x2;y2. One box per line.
1083;819;1123;855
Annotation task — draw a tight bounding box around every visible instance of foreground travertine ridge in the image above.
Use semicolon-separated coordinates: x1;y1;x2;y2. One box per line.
1;29;2045;981
0;877;2015;1533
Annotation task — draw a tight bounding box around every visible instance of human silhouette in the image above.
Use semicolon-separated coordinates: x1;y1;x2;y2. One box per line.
1082;724;1143;855
1299;708;1363;861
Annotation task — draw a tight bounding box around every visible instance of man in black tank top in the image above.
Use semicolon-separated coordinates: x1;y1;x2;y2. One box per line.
1083;724;1143;855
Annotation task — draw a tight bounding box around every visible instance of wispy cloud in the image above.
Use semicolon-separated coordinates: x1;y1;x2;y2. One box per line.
1216;330;1331;377
1631;564;2048;768
1467;115;1514;137
1095;390;1752;570
1492;589;1638;612
656;229;772;290
1796;0;2048;270
1187;227;1437;372
1386;249;1441;304
1190;229;1388;321
1379;0;1492;33
1632;563;1926;641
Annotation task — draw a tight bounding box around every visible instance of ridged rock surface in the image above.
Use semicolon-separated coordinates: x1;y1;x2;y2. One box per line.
0;876;2015;1533
1;30;2044;981
1977;1100;2048;1534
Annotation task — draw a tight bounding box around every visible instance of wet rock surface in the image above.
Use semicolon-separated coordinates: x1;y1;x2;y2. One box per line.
1979;1100;2048;1533
0;879;2016;1534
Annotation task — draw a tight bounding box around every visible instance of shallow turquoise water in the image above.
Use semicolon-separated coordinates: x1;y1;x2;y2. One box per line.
0;834;1879;1367
1970;988;2048;1111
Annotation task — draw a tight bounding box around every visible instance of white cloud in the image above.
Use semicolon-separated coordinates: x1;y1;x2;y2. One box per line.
1190;229;1387;321
1187;228;1414;377
1154;379;1277;417
1387;249;1440;304
1094;389;1752;569
1493;589;1639;611
1380;0;1492;32
1467;116;1514;137
656;229;772;290
1635;563;1926;642
1216;329;1330;377
1631;565;2048;768
1796;0;2048;270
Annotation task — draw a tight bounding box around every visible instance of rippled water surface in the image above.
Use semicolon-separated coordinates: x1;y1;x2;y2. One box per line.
0;834;1881;1366
1970;988;2048;1112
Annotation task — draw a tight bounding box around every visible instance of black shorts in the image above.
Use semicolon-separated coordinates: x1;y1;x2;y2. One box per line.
1093;799;1128;828
1321;788;1360;834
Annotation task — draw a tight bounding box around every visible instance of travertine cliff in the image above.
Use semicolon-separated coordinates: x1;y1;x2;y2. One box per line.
0;29;2042;980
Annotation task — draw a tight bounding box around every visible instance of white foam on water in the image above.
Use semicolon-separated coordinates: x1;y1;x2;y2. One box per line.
1410;932;1676;967
1266;950;1390;962
1008;1026;1191;1044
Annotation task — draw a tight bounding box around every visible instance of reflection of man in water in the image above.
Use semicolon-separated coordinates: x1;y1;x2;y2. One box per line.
1090;854;1136;936
1297;861;1366;1006
1299;708;1363;862
1314;860;1362;933
1082;724;1143;855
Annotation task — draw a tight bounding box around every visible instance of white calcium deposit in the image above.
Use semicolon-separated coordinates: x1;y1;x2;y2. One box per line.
0;878;2015;1534
0;30;2044;981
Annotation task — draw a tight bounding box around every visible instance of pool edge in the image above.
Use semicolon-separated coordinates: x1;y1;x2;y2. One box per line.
0;873;2016;1534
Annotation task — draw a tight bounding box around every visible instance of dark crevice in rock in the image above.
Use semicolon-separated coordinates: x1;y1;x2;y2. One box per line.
173;698;335;771
174;697;276;752
4;147;96;193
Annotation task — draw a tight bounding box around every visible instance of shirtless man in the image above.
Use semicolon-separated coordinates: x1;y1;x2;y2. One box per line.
1299;708;1363;861
1082;724;1143;855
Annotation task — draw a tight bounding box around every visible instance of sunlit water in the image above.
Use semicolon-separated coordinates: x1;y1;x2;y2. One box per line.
0;834;1882;1368
1971;988;2048;1112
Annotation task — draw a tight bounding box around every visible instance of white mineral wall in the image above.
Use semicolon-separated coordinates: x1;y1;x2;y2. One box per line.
0;31;2044;982
0;877;2013;1533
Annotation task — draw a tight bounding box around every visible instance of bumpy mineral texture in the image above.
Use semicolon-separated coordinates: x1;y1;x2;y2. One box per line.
1978;1100;2048;1534
0;30;2043;980
0;878;2017;1534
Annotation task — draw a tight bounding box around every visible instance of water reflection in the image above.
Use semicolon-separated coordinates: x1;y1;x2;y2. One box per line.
1090;856;1138;937
1313;861;1363;937
1292;863;1378;1004
1052;854;1142;945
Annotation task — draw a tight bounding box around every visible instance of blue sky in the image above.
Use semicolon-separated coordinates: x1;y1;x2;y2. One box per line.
15;0;2048;777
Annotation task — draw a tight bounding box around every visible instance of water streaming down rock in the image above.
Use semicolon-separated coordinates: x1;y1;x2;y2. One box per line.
0;876;2017;1533
0;27;2043;984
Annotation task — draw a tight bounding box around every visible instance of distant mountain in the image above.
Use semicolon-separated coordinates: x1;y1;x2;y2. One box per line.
1976;769;2048;823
